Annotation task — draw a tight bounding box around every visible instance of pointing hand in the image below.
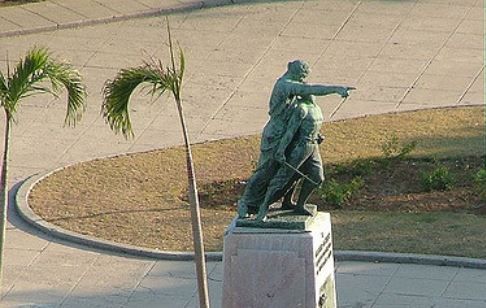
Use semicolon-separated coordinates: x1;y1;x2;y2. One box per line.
340;86;356;98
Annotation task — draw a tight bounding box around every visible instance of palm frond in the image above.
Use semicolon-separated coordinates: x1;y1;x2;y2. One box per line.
171;46;185;101
44;61;87;127
5;47;50;113
0;71;7;105
1;47;86;125
102;20;186;139
102;64;173;138
178;46;185;85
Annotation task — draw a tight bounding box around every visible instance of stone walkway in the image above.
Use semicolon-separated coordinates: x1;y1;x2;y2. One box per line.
0;0;484;307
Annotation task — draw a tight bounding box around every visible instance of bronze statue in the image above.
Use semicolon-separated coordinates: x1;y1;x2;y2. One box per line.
237;60;354;222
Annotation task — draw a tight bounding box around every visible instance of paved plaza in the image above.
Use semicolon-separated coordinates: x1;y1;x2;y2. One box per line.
0;0;484;306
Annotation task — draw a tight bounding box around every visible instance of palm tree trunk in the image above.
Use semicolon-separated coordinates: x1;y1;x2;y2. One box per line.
174;98;210;308
0;110;11;286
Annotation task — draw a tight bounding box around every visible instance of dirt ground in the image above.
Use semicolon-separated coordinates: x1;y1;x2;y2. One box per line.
28;106;486;256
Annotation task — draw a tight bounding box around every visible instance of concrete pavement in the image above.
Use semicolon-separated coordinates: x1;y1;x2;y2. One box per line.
0;0;484;306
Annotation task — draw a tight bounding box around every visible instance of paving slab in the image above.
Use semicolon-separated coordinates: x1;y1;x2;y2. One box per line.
335;273;390;307
394;263;459;280
0;0;484;307
3;248;40;267
402;88;464;105
352;84;407;103
442;280;486;301
0;16;22;33
136;0;183;10
22;1;85;24
332;99;397;120
426;59;482;77
369;57;430;75
89;0;151;15
400;15;462;33
415;73;476;91
454;267;486;284
356;0;415;16
384;276;451;297
446;32;484;50
375;293;486;308
380;42;442;60
4;229;49;251
410;3;471;19
0;6;55;30
390;27;451;45
2;265;89;304
50;0;118;20
457;19;484;34
315;55;375;73
436;47;483;64
358;71;418;88
460;90;484;105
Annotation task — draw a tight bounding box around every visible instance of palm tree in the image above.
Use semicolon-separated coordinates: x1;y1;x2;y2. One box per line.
102;22;210;308
0;47;87;283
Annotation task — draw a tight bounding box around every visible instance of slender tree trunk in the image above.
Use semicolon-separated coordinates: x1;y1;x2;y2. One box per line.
174;99;210;308
0;110;11;286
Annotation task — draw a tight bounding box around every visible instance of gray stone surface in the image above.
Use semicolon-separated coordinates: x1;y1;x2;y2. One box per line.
0;7;55;29
0;0;484;306
223;213;336;307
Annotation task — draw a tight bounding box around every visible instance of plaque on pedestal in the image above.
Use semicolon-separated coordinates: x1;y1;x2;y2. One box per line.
222;212;336;308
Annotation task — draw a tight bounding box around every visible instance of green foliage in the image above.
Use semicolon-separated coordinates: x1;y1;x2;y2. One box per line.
381;134;417;160
319;177;364;208
102;36;185;139
349;159;375;176
330;159;375;177
420;165;455;192
474;168;486;202
102;50;185;138
0;47;86;125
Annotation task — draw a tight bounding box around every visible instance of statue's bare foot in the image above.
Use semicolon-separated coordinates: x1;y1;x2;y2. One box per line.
294;204;317;216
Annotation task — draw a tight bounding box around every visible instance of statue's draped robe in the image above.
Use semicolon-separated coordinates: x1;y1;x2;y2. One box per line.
260;98;325;209
238;76;327;211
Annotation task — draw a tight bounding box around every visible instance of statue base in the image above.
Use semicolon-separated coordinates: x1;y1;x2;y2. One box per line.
222;212;337;308
235;208;319;230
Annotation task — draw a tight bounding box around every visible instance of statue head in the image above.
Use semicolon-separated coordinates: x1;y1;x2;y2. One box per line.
287;60;310;82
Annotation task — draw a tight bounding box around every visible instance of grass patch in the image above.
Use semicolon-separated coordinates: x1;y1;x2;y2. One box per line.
28;106;486;257
332;211;486;259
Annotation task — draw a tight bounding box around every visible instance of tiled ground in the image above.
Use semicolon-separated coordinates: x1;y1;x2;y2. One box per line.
0;0;484;306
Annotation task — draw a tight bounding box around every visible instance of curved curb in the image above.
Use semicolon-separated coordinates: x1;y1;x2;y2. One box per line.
15;166;222;261
0;0;233;38
15;164;486;268
334;251;486;269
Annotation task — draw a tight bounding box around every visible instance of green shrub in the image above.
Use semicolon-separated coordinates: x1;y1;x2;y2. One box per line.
474;168;486;202
381;134;417;160
329;159;375;178
420;166;454;192
319;177;364;208
349;159;375;176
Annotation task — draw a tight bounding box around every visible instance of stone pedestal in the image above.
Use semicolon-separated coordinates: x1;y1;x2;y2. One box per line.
222;212;336;308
